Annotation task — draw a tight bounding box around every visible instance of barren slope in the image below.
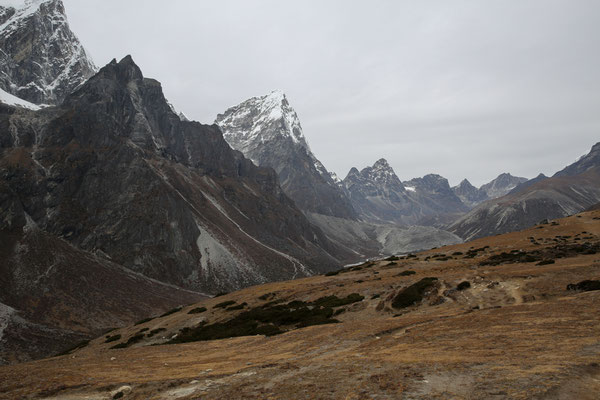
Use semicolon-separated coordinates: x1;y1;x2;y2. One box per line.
1;210;599;399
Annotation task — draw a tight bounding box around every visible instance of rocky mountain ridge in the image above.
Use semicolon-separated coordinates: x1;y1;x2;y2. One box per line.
449;142;600;240
216;91;357;219
0;0;96;105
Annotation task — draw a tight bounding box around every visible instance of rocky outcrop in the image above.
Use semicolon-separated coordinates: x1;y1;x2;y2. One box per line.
216;90;357;219
452;179;488;208
0;0;96;105
342;159;467;226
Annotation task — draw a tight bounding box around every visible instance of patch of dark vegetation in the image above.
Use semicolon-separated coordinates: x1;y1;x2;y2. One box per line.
259;293;276;301
105;334;121;343
355;280;364;283
397;270;416;276
110;333;145;349
113;391;124;399
480;242;600;266
214;300;236;309
536;259;555;266
463;246;490;259
214;292;229;297
137;327;149;333
567;280;600;292
387;261;397;266
385;256;399;261
391;277;438;309
325;270;341;276
226;302;248;311
313;293;365;308
371;294;381;299
147;328;166;338
188;307;207;314
480;250;541;266
456;281;471;291
168;294;364;344
452;252;463;256
135;316;155;326
160;306;183;318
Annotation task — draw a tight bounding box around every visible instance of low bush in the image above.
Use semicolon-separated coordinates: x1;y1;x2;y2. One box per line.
110;333;145;349
456;281;471;291
567;280;600;292
188;307;207;314
214;300;236;309
392;277;438;309
160;306;182;318
147;328;166;338
226;302;248;311
398;270;416;276
105;334;121;343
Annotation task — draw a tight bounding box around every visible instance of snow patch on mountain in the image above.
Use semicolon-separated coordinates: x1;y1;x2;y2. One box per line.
0;87;40;109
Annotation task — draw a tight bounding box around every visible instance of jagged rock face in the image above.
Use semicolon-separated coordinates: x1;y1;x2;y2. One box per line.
480;173;528;199
554;142;600;177
452;179;489;208
0;0;96;105
0;57;345;300
216;91;357;219
342;160;467;226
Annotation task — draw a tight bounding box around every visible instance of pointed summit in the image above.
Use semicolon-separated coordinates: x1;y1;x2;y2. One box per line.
216;91;357;219
216;90;308;154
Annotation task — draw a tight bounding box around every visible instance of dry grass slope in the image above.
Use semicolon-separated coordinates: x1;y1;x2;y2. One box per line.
1;210;600;399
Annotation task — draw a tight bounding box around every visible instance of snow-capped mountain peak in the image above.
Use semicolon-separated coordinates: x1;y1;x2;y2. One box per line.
0;0;96;105
216;91;358;219
216;90;308;152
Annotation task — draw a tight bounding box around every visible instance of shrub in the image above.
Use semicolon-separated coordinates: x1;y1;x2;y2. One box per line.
392;277;438;309
188;307;207;314
313;293;364;308
398;270;416;276
456;281;471;291
371;294;381;299
110;333;145;349
385;256;399;261
105;334;121;343
214;292;229;297
567;280;600;292
160;306;182;318
258;293;276;300
325;270;341;276
226;302;248;311
147;328;166;338
214;300;236;309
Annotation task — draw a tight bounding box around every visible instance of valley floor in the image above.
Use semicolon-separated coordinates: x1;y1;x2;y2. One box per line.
1;211;600;399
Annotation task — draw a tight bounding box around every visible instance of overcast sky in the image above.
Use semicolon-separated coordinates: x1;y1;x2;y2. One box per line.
63;0;599;186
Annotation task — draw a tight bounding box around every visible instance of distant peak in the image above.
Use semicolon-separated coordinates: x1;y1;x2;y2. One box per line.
373;158;389;167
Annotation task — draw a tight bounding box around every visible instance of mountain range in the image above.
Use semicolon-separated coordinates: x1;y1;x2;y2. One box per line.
1;0;599;366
